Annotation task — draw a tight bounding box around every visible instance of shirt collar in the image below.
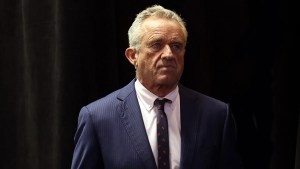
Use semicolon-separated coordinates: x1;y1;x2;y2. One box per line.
135;79;178;111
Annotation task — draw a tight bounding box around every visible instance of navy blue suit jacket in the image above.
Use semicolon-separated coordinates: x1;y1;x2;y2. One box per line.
71;79;243;169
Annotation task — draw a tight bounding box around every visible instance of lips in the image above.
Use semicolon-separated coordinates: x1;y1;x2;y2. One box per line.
158;64;176;69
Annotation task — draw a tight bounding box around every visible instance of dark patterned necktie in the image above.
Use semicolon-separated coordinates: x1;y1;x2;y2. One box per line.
155;98;170;169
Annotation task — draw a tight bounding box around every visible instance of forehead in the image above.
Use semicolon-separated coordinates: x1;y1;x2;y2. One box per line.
142;16;181;30
141;16;185;40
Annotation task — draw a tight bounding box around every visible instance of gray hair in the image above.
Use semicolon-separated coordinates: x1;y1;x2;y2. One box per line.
128;5;188;51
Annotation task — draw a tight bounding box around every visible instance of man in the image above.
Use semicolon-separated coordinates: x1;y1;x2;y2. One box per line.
71;5;243;169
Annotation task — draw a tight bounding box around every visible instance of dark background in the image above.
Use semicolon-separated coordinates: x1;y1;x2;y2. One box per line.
0;0;298;169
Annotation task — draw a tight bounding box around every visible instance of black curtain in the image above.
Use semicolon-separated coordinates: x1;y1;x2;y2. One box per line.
0;0;297;169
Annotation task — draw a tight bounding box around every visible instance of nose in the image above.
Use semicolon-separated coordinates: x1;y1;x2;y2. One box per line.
161;45;173;60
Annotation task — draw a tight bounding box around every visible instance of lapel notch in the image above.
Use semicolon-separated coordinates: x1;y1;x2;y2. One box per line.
117;80;157;169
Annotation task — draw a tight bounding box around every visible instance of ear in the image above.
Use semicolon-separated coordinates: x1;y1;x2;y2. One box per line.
125;47;138;67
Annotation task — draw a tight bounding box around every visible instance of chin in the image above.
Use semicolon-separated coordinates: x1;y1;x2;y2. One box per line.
157;76;178;86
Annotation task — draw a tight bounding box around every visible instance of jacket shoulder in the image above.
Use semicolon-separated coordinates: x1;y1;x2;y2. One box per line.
179;84;227;108
83;79;136;116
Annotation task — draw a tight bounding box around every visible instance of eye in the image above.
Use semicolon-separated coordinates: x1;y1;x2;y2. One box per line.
171;43;183;51
151;42;162;51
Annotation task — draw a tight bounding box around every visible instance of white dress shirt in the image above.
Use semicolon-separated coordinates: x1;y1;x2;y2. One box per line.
135;79;181;169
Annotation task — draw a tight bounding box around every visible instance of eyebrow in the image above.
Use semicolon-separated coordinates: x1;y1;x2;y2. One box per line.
148;35;163;42
149;37;184;44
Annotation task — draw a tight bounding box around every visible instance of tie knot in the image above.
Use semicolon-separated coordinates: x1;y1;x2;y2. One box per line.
154;98;170;110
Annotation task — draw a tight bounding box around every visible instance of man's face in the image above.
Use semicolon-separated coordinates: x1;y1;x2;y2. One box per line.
135;16;186;91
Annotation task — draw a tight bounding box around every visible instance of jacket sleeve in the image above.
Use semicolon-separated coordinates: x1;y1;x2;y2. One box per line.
71;106;103;169
219;106;244;169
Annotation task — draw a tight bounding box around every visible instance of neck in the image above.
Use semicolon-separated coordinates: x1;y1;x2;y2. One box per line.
141;81;177;97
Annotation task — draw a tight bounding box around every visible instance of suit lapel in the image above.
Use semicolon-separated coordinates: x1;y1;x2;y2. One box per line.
117;81;200;169
179;86;199;169
118;80;157;169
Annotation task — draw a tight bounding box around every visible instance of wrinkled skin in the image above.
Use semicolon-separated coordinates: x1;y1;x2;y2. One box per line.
125;16;186;97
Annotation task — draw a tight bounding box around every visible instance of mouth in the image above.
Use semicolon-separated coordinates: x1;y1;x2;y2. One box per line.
159;66;175;71
158;65;177;74
158;64;176;69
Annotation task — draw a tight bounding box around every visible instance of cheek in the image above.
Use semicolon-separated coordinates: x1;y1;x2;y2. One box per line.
138;58;153;73
176;55;184;66
144;55;158;68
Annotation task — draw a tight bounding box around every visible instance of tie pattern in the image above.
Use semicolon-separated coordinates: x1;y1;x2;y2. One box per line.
155;98;170;169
